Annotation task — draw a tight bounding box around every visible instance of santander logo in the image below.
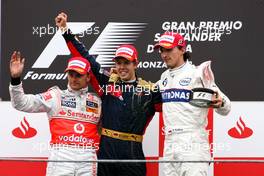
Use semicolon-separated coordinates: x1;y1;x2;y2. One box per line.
59;110;66;115
12;117;37;139
228;117;253;139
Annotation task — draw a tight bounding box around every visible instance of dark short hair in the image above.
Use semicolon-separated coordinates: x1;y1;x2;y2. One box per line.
178;46;191;61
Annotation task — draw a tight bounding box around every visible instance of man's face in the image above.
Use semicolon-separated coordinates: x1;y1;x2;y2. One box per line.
114;57;137;81
160;47;185;69
67;70;90;90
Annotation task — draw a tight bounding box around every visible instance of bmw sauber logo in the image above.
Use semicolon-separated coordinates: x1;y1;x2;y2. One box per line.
162;78;168;87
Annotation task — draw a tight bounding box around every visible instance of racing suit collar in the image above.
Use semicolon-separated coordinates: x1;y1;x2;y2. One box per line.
67;84;89;95
168;61;190;77
169;61;187;72
121;79;136;83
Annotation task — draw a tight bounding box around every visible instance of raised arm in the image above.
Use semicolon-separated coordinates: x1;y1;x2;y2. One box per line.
55;12;109;96
9;51;56;113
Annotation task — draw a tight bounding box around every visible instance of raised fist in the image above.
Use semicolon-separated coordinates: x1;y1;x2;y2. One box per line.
55;12;68;32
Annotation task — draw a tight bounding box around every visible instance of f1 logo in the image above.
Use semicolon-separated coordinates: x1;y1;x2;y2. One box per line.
32;22;95;68
32;22;147;68
197;92;206;97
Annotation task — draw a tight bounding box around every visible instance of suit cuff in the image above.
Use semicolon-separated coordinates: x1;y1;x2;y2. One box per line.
11;77;21;85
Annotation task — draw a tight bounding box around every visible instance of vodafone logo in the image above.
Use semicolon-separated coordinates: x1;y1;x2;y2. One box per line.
74;123;85;134
228;117;253;139
12;117;37;139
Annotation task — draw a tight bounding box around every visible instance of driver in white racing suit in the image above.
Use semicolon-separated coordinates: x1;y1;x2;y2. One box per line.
154;31;231;176
9;51;101;176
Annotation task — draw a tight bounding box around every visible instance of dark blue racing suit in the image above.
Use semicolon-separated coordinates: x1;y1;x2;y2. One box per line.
62;30;162;176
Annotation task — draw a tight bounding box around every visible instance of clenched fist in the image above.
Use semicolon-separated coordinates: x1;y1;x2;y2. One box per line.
55;12;68;32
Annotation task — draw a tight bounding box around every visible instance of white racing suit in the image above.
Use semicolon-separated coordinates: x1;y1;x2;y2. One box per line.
158;61;231;176
9;83;101;176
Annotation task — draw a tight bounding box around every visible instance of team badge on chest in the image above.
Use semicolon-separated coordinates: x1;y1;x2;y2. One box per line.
86;95;99;114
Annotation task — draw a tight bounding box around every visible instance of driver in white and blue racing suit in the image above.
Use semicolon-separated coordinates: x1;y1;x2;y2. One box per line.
154;31;231;176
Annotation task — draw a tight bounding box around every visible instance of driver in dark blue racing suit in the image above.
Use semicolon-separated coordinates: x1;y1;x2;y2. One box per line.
55;12;162;176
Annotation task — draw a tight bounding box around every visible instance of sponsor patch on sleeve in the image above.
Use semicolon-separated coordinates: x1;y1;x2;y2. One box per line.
40;91;52;101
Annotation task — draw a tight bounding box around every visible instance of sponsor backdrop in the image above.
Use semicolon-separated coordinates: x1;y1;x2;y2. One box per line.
1;0;264;175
